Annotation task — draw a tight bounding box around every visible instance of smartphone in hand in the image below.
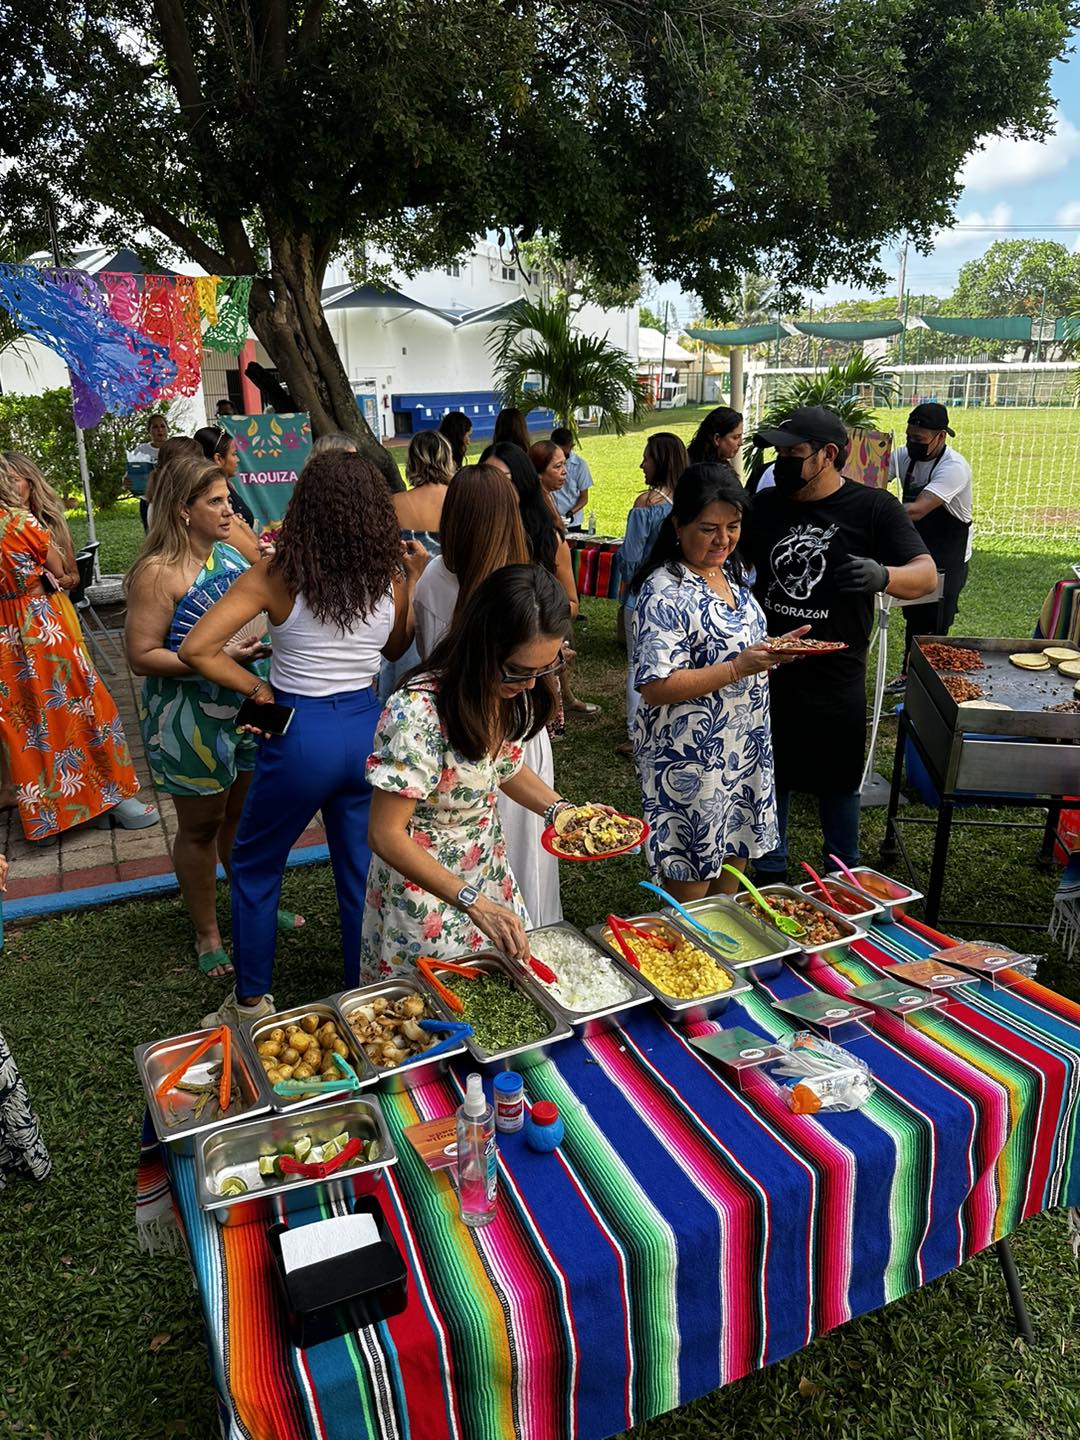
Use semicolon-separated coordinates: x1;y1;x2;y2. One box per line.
235;697;294;736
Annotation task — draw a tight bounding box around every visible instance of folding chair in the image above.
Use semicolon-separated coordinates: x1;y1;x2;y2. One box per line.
70;543;121;675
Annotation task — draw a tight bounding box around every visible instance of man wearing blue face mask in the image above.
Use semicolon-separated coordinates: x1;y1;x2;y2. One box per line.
888;402;973;682
743;407;936;881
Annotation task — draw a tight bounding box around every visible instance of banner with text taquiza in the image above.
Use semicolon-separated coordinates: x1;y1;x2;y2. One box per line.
220;413;312;526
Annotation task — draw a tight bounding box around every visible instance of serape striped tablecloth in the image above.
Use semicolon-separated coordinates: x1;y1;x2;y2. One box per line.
163;918;1080;1440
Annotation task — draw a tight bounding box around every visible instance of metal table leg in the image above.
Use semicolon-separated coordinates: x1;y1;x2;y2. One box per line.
994;1238;1034;1342
1038;804;1063;870
924;799;955;928
880;714;907;866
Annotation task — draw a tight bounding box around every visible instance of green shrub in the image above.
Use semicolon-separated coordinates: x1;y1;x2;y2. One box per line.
0;388;156;511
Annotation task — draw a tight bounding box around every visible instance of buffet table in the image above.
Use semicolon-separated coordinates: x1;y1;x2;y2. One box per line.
158;915;1080;1440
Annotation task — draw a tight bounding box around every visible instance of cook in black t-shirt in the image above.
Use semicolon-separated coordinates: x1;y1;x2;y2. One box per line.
742;408;934;878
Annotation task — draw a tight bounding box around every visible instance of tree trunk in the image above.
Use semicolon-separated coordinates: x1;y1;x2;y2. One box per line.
247;226;404;493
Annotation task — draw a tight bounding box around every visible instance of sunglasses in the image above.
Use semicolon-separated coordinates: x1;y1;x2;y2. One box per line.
500;653;566;685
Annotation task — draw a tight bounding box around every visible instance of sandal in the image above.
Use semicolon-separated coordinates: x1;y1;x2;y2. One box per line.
277;909;306;934
566;699;602;715
196;945;234;979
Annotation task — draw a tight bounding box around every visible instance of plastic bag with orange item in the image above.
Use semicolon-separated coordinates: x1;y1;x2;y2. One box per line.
773;1032;874;1114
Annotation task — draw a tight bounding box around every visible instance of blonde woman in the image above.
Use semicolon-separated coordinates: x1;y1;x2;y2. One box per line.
125;454;283;978
1;452;82;651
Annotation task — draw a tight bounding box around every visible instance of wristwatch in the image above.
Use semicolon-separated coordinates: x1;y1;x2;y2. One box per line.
455;884;480;910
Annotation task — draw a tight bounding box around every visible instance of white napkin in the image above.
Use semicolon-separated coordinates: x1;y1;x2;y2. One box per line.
280;1213;380;1275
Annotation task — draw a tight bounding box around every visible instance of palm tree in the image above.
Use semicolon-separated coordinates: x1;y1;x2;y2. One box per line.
746;351;897;465
489;298;649;438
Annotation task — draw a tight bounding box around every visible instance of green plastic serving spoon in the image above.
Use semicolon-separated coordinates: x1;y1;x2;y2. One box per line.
720;865;807;940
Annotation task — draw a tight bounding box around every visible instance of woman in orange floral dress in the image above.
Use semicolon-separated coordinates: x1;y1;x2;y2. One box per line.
0;467;152;840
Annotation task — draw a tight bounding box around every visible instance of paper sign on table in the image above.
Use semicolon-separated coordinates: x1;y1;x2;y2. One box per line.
772;991;873;1029
927;942;1023;975
690;1027;784;1072
886;960;975;991
403;1115;459;1173
850;979;944;1016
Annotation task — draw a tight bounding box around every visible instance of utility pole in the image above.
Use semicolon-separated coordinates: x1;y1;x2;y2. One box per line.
657;300;669;410
896;238;908;317
1035;287;1047;363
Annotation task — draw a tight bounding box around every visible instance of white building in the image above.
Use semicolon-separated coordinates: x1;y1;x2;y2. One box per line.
0;241;639;440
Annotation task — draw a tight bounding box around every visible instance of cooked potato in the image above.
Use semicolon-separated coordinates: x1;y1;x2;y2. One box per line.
332;1038;349;1058
291;1032;313;1053
266;1067;283;1084
269;1028;285;1044
293;1063;315;1080
280;1046;300;1067
320;1050;338;1073
276;1064;295;1081
300;1014;319;1034
306;1046;322;1069
256;1040;282;1058
316;1023;337;1047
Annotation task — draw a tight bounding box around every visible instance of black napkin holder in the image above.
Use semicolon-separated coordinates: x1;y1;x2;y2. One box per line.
268;1194;408;1348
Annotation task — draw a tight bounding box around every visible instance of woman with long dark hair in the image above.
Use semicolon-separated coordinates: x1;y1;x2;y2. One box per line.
181;451;427;1025
364;564;610;977
630;462;803;901
687;407;743;466
438;411;472;470
492;407;531;452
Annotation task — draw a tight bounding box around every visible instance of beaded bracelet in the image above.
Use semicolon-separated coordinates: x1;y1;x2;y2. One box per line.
543;798;574;828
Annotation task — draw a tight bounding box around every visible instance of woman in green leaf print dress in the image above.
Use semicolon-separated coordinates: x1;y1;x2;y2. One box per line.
363;564;614;980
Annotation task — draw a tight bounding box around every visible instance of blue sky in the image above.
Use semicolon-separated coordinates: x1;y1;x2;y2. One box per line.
654;54;1080;328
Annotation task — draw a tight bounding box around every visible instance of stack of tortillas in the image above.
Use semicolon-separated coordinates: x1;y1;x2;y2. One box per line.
1010;652;1052;670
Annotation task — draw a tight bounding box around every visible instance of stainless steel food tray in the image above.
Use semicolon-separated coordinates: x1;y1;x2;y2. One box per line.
831;866;923;924
795;877;884;921
661;896;801;979
331;976;467;1093
733;884;865;961
136;1025;269;1156
586;913;751;1023
524;921;653;1035
415;952;573;1074
242;1000;378;1111
195;1096;395;1227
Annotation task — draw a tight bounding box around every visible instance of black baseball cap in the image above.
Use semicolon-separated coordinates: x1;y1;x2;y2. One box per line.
908;402;954;435
753;406;849;451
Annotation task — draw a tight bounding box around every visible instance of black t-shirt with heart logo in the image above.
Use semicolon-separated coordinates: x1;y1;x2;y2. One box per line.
744;480;928;792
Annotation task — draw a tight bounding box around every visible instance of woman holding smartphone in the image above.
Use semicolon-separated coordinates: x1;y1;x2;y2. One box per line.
181;450;426;1028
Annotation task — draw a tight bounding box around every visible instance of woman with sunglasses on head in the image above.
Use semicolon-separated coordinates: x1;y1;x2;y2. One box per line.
194;426;261;563
363;564;611;980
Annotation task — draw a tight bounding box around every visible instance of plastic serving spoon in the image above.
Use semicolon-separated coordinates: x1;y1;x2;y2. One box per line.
720;865;807;939
799;860;836;908
827;853;877;900
638;880;740;953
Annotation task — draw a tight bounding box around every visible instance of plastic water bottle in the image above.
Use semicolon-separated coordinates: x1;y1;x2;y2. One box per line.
456;1073;497;1227
587;509;596;535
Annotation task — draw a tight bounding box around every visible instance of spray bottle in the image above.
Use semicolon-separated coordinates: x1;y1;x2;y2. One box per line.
455;1073;497;1227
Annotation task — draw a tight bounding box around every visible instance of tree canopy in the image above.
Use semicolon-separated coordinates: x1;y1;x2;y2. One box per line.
0;0;1074;458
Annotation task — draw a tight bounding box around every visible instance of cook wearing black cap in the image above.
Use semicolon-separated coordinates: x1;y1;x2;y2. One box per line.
743;407;936;881
888;402;973;678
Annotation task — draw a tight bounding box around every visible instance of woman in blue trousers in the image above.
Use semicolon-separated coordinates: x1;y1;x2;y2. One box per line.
181;450;427;1029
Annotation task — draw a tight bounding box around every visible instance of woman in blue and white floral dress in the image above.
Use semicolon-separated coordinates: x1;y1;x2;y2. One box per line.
630;463;804;901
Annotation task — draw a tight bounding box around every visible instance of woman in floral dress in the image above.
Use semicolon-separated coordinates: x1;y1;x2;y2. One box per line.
363;563;597;980
630;464;804;900
0;466;148;841
0;851;50;1191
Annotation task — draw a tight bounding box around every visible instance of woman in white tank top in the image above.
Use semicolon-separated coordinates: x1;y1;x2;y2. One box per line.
181;450;427;1027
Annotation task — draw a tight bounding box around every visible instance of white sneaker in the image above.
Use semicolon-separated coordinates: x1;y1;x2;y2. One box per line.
202;989;276;1031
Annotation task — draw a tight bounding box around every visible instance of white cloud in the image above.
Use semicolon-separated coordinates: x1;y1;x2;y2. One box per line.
1056;200;1080;226
959;109;1080;192
931;203;1013;251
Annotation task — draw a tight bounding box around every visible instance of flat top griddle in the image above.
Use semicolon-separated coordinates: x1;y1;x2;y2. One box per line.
910;638;1079;742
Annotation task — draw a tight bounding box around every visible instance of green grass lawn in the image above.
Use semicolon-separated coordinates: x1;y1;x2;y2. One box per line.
0;512;1077;1435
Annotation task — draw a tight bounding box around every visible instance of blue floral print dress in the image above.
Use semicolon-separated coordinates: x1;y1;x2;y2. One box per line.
632;561;778;882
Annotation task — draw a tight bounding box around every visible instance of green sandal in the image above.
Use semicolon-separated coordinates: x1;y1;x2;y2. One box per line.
277;910;306;934
196;946;234;979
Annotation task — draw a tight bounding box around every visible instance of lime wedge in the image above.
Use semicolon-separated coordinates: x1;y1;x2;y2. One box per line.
365;1139;381;1163
219;1176;248;1197
330;1131;349;1151
292;1135;313;1162
319;1139;341;1162
257;1155;276;1177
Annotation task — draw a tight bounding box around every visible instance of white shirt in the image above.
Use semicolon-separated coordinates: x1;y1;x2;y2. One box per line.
552;450;593;519
269;589;395;696
890;445;973;560
413;555;460;659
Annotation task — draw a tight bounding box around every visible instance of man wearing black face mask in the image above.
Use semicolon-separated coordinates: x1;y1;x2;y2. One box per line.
888;402;973;678
743;407;935;881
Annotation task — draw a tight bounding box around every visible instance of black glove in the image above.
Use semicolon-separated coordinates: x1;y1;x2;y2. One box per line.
834;555;889;594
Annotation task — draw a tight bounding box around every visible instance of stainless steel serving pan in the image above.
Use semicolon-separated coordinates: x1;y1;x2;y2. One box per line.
195;1096;395;1227
136;1025;269;1156
523;921;653;1036
331;976;467;1094
415;951;573;1074
586;912;752;1024
732;884;866;963
242;1000;378;1112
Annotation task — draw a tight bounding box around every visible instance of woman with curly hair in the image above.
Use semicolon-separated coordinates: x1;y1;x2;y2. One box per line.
181;450;427;1027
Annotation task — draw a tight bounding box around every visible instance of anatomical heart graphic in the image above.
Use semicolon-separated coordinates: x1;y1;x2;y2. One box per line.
769;524;838;601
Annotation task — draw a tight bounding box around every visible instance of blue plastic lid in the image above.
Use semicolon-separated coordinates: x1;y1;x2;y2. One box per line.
493;1072;524;1094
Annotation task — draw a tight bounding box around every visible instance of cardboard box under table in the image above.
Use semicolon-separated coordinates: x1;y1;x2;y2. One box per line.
155;912;1080;1440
